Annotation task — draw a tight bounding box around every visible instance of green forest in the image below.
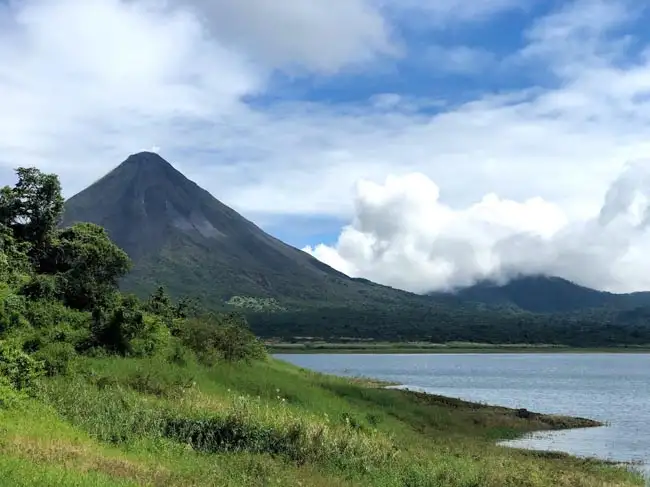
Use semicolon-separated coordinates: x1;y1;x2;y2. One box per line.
246;303;650;346
0;167;266;390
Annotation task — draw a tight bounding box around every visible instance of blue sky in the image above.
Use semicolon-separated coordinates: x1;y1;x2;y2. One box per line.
251;0;650;248
255;6;536;108
3;0;650;293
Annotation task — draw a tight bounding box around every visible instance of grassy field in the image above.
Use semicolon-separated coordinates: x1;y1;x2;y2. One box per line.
0;355;642;487
268;341;650;354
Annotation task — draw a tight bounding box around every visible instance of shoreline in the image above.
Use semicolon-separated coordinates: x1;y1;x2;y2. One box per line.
269;343;650;354
387;384;603;429
3;355;642;486
382;383;645;473
277;360;646;479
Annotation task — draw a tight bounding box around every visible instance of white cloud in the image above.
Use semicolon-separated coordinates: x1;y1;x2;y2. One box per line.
0;0;259;180
0;0;397;193
424;46;495;75
2;0;650;293
182;0;395;73
520;0;640;78
305;162;650;293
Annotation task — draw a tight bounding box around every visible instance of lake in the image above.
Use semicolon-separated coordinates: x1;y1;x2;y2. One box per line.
276;353;650;476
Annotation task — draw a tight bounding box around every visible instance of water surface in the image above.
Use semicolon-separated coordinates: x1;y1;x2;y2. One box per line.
276;353;650;475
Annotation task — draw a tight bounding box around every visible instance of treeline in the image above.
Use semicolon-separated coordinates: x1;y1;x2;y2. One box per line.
246;304;650;346
0;168;264;397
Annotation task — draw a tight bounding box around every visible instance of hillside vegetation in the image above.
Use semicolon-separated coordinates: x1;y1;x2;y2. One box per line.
432;276;650;314
0;167;643;486
61;152;650;346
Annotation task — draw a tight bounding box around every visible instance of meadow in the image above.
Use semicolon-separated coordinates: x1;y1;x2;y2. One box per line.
1;355;643;487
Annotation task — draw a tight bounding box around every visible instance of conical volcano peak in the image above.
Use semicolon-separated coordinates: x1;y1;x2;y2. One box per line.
123;151;172;166
115;150;186;184
63;151;354;307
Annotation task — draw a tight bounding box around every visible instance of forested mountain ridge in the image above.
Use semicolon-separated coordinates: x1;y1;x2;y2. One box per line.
60;153;650;345
432;275;650;313
62;152;438;309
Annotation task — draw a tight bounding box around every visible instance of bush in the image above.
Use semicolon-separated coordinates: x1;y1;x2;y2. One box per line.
211;319;266;362
33;342;77;377
0;289;28;335
0;375;25;408
90;306;145;355
168;339;195;366
163;394;398;471
179;313;266;364
20;274;58;301
129;314;172;358
22;298;90;331
0;341;44;393
90;306;174;358
20;324;91;357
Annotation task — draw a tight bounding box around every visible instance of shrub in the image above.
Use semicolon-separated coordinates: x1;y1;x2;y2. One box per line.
0;375;25;408
90;306;145;355
179;313;266;364
33;342;78;377
211;319;266;362
129;314;172;358
20;324;91;357
0;289;28;335
163;394;398;471
168;339;194;366
22;298;90;331
19;274;58;301
0;341;44;393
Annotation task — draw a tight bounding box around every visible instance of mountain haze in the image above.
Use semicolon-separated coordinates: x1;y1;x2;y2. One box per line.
62;152;423;308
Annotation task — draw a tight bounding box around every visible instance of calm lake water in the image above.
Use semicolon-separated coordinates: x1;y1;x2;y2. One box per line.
276;353;650;476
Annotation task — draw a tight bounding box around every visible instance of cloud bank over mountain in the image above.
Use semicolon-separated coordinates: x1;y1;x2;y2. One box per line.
305;161;650;293
2;0;650;292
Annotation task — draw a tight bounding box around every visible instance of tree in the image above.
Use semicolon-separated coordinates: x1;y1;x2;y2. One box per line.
143;286;200;321
90;306;144;356
0;168;64;261
179;312;265;363
145;286;173;317
0;225;30;286
41;223;132;310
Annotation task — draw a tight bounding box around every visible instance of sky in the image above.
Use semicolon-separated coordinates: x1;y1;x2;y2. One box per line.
2;0;650;294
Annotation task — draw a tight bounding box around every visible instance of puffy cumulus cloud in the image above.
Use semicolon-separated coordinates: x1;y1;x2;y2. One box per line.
3;0;650;298
201;0;650;222
304;173;568;292
304;161;650;294
182;0;395;73
0;0;396;195
0;0;260;185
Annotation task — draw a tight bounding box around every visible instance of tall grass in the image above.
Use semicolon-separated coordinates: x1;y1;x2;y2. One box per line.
1;356;643;487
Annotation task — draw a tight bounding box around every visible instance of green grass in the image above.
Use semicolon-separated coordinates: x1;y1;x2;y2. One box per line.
0;356;643;487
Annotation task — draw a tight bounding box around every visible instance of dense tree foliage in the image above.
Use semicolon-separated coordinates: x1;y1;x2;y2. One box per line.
0;167;266;397
40;222;131;310
246;303;650;346
0;167;64;263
